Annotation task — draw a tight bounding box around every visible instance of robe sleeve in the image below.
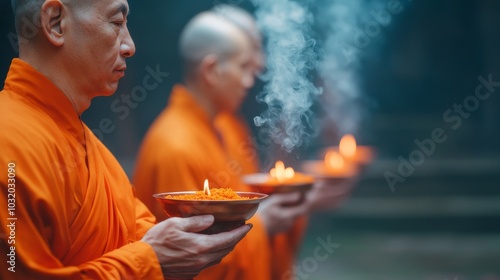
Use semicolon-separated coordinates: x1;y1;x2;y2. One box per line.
270;216;309;279
0;139;163;280
193;214;271;280
134;143;206;220
134;196;157;240
134;146;273;280
0;175;163;280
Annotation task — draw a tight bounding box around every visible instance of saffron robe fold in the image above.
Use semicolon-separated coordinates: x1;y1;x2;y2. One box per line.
214;112;260;175
134;85;272;280
215;112;308;280
134;84;305;280
0;59;163;280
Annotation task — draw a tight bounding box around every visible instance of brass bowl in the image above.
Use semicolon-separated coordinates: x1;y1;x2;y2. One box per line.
300;160;358;185
321;146;377;174
153;191;268;234
241;173;315;195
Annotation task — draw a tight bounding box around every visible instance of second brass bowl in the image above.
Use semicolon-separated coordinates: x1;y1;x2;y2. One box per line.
241;173;315;195
301;160;358;185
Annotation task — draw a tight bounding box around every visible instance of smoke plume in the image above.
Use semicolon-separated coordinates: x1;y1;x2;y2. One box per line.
315;0;403;138
251;0;322;153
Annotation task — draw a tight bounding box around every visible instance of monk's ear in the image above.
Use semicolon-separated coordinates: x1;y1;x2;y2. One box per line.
200;54;221;85
40;0;65;46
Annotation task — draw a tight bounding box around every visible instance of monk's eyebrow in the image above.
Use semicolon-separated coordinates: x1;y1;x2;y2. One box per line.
108;3;130;17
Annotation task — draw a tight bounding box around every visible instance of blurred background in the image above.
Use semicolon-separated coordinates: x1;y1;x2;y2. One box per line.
1;0;499;279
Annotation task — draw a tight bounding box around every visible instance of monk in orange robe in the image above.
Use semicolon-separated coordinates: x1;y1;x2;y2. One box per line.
134;9;309;280
213;6;312;279
215;112;309;280
213;6;360;278
0;1;252;279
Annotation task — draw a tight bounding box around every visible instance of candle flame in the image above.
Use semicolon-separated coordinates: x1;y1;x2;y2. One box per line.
203;179;211;196
339;134;357;158
270;160;295;182
325;150;344;170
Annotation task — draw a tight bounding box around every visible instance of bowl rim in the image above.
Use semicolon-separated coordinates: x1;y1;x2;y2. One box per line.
300;160;359;179
241;172;315;188
153;191;268;204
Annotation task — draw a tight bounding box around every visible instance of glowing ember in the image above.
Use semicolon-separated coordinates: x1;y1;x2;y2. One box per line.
270;161;295;182
325;150;344;170
339;134;357;158
203;179;211;196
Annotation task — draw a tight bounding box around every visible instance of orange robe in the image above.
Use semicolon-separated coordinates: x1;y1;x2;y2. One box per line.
215;112;308;280
214;112;260;175
134;84;305;280
134;85;272;280
0;59;163;280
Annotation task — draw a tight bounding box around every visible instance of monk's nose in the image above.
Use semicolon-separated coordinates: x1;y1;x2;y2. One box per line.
121;27;136;58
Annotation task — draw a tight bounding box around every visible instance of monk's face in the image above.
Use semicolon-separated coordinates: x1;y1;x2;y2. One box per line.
64;0;135;97
249;32;265;76
214;38;255;113
250;43;265;76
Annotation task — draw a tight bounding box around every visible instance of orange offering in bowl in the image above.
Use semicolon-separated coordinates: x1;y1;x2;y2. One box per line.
165;188;252;200
242;161;315;195
327;134;376;168
154;180;268;234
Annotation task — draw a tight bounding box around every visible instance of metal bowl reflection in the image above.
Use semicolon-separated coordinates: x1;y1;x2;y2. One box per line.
153;191;268;234
300;160;358;185
241;173;315;195
321;146;377;175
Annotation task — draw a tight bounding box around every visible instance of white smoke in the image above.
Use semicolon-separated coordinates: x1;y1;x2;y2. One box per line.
251;0;322;153
316;0;401;138
251;0;407;151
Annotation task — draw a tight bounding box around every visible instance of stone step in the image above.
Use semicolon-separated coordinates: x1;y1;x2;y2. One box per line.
334;196;500;218
352;158;500;197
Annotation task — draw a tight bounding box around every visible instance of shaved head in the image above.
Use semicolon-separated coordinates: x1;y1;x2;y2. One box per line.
11;0;91;41
179;12;250;77
212;4;265;74
212;4;261;45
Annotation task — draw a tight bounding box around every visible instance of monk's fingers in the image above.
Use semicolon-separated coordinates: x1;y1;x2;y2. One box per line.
170;215;215;233
194;224;252;252
313;186;348;199
163;267;201;279
197;250;231;270
271;192;303;205
143;219;247;280
306;182;354;212
162;258;218;279
316;178;356;191
278;198;309;218
171;244;236;277
203;257;224;268
313;180;354;199
161;250;230;279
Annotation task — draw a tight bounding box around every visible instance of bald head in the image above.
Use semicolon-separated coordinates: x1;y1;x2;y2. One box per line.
179;12;250;77
212;5;264;74
11;0;92;42
212;5;261;46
